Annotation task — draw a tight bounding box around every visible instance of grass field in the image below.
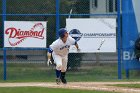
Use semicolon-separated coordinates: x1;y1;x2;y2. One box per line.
0;63;140;93
0;87;118;93
0;63;140;82
112;84;140;88
0;63;117;82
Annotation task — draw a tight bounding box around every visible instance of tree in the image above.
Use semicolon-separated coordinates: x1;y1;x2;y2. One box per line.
75;0;89;17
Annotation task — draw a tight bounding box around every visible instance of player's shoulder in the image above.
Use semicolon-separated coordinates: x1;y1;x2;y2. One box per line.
52;38;61;45
68;35;75;41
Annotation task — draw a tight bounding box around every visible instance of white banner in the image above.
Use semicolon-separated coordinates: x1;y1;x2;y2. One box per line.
66;18;116;53
4;21;47;48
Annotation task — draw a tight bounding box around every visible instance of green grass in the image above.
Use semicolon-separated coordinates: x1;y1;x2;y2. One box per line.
1;63;140;82
0;87;118;93
0;63;114;82
112;84;140;88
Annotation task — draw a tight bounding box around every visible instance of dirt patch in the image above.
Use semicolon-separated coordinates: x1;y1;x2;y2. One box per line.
0;82;140;93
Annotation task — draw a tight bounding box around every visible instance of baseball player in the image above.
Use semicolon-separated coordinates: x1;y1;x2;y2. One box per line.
47;28;80;84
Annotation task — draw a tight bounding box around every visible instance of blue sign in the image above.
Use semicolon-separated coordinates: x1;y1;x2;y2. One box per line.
122;0;140;70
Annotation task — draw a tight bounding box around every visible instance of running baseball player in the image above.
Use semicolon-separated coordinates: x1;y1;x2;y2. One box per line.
47;28;80;84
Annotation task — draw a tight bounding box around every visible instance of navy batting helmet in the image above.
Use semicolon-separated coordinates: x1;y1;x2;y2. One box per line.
58;28;67;38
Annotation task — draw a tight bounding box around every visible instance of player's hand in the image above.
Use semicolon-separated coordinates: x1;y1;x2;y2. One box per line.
77;48;81;53
47;59;52;66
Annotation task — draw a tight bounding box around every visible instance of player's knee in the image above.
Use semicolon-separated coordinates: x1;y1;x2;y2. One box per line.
56;64;62;70
61;67;67;72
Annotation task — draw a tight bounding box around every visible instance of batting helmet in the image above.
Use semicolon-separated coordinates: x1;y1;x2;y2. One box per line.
58;28;67;38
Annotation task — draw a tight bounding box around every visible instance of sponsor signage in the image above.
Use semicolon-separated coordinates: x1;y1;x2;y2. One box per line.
66;18;116;53
4;21;47;48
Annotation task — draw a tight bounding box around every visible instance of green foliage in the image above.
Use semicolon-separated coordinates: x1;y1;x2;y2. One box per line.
6;0;56;14
0;39;2;48
0;3;2;14
60;0;73;13
75;0;89;14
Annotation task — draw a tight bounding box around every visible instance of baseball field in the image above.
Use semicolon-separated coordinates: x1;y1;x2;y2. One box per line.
0;63;140;93
1;0;140;93
0;82;140;93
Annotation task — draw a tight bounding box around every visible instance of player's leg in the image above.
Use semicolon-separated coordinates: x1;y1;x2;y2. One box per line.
61;56;68;84
52;54;62;84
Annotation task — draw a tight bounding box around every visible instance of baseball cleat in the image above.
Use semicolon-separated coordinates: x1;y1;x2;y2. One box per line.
61;78;67;84
56;78;61;85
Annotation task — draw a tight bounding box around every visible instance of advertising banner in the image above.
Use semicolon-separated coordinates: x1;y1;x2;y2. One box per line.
122;0;140;70
66;18;116;53
4;21;47;48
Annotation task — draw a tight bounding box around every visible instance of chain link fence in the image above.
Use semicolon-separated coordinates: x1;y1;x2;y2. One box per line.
6;0;56;14
0;0;3;80
0;0;122;81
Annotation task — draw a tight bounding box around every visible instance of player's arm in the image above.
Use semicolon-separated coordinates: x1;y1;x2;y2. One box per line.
47;48;52;59
69;35;80;52
75;42;79;49
75;41;80;52
47;48;53;66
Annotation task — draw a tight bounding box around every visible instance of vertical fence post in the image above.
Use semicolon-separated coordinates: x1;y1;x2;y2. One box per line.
3;48;6;80
56;0;60;39
117;0;122;79
2;0;7;80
